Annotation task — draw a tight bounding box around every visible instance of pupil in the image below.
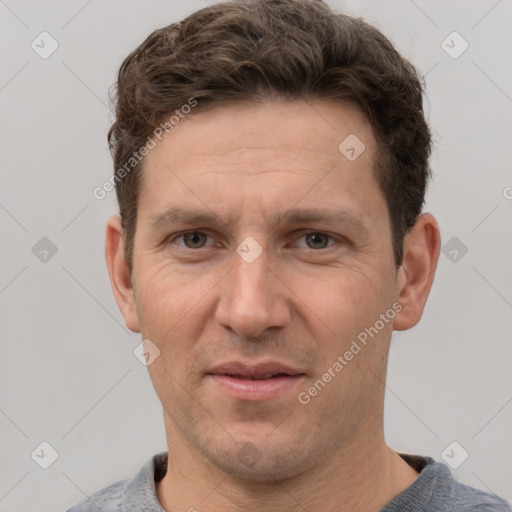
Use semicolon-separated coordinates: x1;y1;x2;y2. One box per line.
307;233;328;249
184;232;205;248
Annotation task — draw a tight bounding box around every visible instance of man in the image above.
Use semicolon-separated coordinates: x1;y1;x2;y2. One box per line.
69;0;511;510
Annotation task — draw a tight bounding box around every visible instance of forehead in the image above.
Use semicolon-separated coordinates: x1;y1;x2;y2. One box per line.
156;98;376;164
137;98;383;226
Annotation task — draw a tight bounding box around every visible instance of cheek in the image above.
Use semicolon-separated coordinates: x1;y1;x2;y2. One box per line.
133;267;206;402
133;258;200;332
132;259;217;380
301;269;396;394
302;274;393;415
304;268;392;334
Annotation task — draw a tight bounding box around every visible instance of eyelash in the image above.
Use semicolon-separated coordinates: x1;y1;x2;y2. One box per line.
166;230;340;251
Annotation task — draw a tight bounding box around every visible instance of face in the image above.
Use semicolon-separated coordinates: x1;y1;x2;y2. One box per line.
116;99;406;480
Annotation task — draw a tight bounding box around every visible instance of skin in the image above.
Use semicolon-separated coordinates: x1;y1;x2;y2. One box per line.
106;98;441;512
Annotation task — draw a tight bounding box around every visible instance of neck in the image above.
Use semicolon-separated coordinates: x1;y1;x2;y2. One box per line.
156;423;419;512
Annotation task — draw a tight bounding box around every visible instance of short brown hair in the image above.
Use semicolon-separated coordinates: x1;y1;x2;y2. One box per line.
108;0;432;270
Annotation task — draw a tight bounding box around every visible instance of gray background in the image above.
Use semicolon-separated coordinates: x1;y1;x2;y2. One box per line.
1;0;511;510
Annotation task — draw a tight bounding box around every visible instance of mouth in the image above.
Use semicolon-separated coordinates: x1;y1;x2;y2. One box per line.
206;361;306;401
221;372;297;380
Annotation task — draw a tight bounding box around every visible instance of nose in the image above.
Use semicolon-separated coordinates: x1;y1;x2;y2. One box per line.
214;245;290;338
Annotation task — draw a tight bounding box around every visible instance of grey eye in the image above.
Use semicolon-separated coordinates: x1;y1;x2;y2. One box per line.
182;232;208;249
304;233;331;249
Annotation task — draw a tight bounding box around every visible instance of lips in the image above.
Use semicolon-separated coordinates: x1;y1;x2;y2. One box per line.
228;372;292;380
208;361;304;380
206;361;306;401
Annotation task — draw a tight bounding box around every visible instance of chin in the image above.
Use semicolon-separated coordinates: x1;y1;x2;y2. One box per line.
200;436;315;482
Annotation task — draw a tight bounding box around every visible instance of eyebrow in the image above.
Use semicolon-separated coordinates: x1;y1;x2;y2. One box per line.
148;206;370;235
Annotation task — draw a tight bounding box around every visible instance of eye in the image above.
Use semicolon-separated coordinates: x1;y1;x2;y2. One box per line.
172;231;213;249
167;230;340;252
294;232;337;250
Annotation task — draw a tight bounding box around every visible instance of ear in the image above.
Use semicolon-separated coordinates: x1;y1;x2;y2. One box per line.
393;213;441;331
105;215;140;333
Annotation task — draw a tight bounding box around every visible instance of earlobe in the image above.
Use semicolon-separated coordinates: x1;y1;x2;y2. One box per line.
105;215;140;333
393;213;441;331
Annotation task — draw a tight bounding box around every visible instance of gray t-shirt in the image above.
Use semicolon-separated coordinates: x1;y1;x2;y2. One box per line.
67;452;511;511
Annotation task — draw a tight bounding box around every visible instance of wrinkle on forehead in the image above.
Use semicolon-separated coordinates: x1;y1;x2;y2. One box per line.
166;146;340;179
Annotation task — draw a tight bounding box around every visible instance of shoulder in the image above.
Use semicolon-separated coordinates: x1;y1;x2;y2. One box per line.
65;452;168;512
429;458;511;511
66;479;127;512
395;454;511;512
452;481;512;512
